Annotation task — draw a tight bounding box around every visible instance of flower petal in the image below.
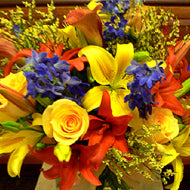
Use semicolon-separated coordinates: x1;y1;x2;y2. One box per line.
165;157;184;190
4;49;32;76
157;143;179;166
98;90;112;119
8;144;29;177
114;43;134;82
113;136;130;154
82;86;109;112
42;165;60;179
79;46;117;85
110;89;131;116
59;154;78;190
91;131;115;171
66;5;103;47
29;146;59;165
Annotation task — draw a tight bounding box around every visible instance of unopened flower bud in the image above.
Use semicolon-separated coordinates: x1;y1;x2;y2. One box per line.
1;121;21;132
54;143;72;162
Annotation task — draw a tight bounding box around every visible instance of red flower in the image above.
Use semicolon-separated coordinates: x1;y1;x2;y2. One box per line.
151;73;185;116
4;43;87;76
166;41;190;72
84;90;133;171
38;41;64;57
29;144;102;190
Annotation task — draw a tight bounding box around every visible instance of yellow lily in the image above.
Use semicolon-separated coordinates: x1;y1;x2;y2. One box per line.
0;124;43;177
79;43;134;116
157;125;190;190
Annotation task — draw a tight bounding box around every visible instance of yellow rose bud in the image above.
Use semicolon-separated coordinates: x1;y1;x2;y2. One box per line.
42;99;89;145
54;143;71;162
145;107;179;144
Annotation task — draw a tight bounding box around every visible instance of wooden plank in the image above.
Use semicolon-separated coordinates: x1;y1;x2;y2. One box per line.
144;0;190;6
0;0;90;7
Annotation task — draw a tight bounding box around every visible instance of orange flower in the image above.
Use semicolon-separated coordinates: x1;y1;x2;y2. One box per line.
84;90;133;170
65;5;104;47
151;73;185;116
4;44;87;76
29;144;101;190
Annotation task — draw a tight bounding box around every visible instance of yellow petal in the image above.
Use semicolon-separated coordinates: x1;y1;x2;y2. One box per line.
57;27;79;48
179;146;190;157
7;144;29;177
165;156;184;190
178;135;190;156
114;43;134;82
82;85;109;112
79;46;117;85
42;105;54;138
173;125;190;149
128;108;144;130
157;143;179;166
32;113;43;126
0;134;23;154
0;128;42;177
110;89;131;116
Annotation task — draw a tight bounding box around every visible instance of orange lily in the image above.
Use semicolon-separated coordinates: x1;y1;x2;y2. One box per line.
29;144;102;190
4;44;87;76
84;90;133;171
166;40;190;71
151;73;185;116
0;83;35;113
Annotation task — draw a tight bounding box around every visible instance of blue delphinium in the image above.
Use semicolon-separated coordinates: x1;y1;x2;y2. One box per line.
124;60;165;118
12;24;22;37
98;0;129;44
23;50;88;104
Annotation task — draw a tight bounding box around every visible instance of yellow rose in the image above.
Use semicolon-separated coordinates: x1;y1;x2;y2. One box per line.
42;99;89;145
145;107;179;144
0;71;35;123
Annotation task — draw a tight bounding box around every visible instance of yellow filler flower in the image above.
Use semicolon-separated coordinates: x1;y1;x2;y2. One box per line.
79;43;134;116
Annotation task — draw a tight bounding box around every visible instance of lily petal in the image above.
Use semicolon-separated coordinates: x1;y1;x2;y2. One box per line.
91;131;115;171
0;83;35;113
57;26;79;48
113;136;130;154
4;49;32;76
173;126;190;150
110;89;131;116
165;156;184;190
79;46;117;85
42;165;60;179
157;143;179;166
114;43;134;82
82;86;109;112
59;154;78;190
8;144;28;177
29;146;59;165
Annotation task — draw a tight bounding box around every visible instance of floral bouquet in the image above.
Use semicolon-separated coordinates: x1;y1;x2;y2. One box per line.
0;0;190;189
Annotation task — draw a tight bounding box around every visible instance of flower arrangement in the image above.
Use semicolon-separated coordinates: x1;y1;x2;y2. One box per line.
0;0;190;190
